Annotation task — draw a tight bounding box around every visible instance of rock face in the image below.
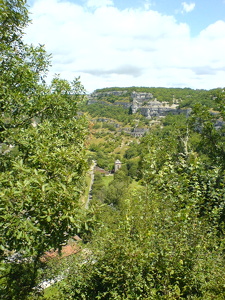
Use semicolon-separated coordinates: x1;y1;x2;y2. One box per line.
131;91;183;118
90;90;128;98
136;103;181;118
131;91;154;114
88;90;189;119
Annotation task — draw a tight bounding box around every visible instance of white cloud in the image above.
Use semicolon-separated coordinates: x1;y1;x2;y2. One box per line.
86;0;113;8
143;0;154;10
181;2;195;13
24;0;225;92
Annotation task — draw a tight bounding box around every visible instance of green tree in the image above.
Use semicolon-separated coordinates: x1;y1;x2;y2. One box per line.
189;100;225;169
52;94;225;300
0;1;88;298
92;173;107;203
105;169;131;206
57;182;225;300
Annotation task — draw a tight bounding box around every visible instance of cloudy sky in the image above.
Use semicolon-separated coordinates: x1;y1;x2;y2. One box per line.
25;0;225;92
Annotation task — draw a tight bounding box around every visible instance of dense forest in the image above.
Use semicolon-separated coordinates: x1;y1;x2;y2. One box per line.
1;1;225;300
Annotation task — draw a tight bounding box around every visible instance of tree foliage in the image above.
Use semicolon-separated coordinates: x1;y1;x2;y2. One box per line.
189;99;225;169
80;102;132;124
2;3;224;299
0;1;88;298
56;99;225;299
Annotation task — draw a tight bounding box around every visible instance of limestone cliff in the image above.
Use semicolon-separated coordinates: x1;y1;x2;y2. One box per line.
88;90;189;119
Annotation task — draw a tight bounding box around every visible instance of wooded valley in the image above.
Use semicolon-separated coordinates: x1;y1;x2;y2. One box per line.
1;1;225;299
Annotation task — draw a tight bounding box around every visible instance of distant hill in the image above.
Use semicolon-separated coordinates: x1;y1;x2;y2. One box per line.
92;86;220;107
85;87;221;119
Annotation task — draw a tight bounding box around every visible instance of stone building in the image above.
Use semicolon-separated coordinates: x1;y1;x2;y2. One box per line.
114;159;122;172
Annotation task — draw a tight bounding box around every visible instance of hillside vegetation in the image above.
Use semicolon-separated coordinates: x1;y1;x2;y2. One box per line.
1;1;225;300
50;91;225;300
90;86;219;107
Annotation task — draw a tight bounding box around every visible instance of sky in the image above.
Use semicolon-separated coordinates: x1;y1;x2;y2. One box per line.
25;0;225;93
